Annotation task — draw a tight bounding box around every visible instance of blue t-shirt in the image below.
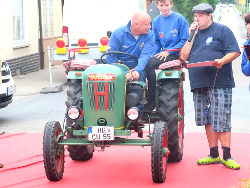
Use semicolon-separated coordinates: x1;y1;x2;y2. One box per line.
106;21;155;74
152;11;189;56
242;39;250;76
188;22;240;91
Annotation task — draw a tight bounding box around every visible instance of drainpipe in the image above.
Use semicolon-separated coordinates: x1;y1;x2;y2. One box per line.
38;0;44;69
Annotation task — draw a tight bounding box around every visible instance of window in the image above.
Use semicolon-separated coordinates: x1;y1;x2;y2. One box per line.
13;0;24;44
49;0;54;36
42;0;55;37
42;0;48;37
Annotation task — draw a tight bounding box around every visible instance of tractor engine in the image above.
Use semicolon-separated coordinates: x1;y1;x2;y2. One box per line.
82;64;126;129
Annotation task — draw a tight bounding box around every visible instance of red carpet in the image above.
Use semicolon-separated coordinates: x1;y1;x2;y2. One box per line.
0;132;249;188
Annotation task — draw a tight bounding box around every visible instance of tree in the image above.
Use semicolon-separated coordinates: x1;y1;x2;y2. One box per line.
173;0;220;24
207;0;220;9
173;0;201;24
220;0;234;3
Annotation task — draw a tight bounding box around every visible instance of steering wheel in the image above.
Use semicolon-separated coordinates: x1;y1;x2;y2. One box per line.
100;51;138;69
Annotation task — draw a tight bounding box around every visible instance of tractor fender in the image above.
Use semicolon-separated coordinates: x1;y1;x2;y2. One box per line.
157;70;184;81
67;71;84;80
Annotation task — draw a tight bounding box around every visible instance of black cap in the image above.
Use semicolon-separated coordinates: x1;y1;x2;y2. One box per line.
192;3;213;13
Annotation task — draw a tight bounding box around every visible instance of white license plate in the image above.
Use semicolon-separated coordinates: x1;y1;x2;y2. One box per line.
88;126;114;141
7;86;15;95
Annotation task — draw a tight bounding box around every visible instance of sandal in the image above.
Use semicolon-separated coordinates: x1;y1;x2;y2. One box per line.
197;156;221;165
221;158;240;170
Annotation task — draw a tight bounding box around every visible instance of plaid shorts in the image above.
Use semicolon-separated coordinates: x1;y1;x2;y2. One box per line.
193;88;232;132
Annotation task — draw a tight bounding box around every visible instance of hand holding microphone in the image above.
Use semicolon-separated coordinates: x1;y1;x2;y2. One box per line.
188;22;198;42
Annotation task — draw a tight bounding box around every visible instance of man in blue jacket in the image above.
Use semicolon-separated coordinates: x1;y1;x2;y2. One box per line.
106;11;155;81
144;0;189;111
242;14;250;78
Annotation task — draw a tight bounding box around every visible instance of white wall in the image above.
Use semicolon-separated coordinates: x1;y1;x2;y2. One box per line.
0;0;39;60
63;0;146;44
0;1;14;59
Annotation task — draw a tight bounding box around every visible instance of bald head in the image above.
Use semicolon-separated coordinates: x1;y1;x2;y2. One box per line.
132;11;151;24
131;11;151;36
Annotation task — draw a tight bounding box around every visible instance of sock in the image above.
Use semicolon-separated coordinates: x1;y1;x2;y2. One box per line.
222;146;231;160
210;146;219;158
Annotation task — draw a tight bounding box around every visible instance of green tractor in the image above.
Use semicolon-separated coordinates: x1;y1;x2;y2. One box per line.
43;50;185;183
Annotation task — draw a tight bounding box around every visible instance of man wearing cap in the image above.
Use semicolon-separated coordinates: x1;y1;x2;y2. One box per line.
181;3;241;170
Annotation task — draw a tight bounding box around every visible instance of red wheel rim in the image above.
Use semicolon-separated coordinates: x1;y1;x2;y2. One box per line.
178;87;184;147
162;129;168;172
55;129;63;173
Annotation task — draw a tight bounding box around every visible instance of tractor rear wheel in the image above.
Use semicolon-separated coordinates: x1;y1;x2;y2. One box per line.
43;121;64;181
66;79;94;161
151;121;168;183
158;79;184;162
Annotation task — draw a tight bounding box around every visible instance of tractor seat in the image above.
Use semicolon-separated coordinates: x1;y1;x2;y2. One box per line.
158;60;182;70
63;59;97;71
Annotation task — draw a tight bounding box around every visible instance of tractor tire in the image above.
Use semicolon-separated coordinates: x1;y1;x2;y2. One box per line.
151;121;168;183
66;79;94;161
43;121;64;181
158;79;184;162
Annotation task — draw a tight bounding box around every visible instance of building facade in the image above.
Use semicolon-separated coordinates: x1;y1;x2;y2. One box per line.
0;0;62;76
0;0;157;76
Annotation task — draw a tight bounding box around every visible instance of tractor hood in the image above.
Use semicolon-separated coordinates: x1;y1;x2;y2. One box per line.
82;64;127;129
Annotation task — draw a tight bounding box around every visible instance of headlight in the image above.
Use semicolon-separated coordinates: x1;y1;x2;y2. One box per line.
67;106;81;120
127;107;139;120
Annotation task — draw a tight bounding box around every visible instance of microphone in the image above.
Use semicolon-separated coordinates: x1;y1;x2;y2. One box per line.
188;22;198;42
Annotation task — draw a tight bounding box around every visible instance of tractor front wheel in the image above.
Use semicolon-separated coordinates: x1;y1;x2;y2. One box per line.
151;121;168;183
43;121;64;181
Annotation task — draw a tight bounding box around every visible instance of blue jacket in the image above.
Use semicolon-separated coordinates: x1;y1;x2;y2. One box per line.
152;12;189;56
106;21;155;74
242;40;250;76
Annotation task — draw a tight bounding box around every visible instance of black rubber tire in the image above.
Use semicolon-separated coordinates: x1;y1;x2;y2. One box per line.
151;121;168;183
66;79;94;161
158;79;184;162
43;121;64;181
